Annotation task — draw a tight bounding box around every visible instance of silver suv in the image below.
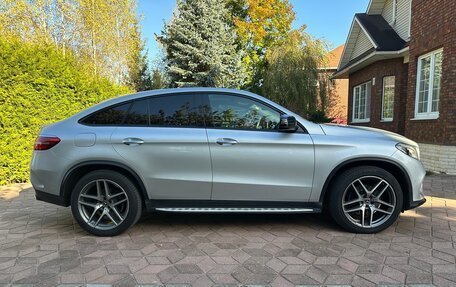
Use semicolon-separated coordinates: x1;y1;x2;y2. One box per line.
31;88;426;236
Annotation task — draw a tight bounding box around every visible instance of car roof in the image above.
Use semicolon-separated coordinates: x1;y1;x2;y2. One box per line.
64;87;325;135
110;87;262;103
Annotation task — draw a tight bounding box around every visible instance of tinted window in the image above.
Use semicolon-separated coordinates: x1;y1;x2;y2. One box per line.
149;94;205;127
207;94;280;130
124;99;148;125
81;102;131;125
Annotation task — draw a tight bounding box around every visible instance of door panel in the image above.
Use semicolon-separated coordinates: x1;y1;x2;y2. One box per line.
207;129;314;201
112;127;212;200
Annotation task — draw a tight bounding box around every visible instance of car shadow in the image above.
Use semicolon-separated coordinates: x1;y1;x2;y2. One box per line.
136;211;342;231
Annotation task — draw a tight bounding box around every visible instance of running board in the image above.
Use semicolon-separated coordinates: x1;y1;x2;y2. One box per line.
155;207;317;213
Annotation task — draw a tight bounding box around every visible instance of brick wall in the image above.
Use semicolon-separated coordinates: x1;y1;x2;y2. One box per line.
348;58;408;134
419;143;456;174
405;0;456;145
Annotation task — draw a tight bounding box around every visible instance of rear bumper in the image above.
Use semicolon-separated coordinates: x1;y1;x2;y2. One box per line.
35;189;67;207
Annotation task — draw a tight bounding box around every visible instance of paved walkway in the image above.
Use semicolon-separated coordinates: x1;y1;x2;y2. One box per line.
0;175;455;286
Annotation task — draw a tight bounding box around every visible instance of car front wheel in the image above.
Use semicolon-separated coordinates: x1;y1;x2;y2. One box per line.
70;170;142;236
328;166;403;233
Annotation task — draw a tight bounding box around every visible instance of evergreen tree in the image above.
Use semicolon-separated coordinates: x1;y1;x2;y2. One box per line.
158;0;245;88
129;52;153;91
151;69;166;89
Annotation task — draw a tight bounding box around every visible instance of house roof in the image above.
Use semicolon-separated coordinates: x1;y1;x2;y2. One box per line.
355;13;406;51
326;45;345;70
333;8;409;79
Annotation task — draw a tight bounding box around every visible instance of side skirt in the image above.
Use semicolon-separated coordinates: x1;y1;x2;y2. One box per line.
145;200;322;214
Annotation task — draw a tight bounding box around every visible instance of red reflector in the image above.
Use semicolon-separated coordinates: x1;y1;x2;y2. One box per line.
34;136;61;150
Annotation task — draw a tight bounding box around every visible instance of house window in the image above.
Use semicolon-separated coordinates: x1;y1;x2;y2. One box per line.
352;81;371;122
382;76;395;121
415;49;443;119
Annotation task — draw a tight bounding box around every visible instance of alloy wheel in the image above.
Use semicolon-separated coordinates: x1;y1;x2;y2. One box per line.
77;179;129;230
341;176;396;228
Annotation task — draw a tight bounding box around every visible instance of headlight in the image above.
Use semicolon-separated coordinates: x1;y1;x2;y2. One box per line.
396;143;420;160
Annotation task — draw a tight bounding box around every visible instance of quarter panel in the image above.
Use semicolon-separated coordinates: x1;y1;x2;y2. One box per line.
31;123;121;196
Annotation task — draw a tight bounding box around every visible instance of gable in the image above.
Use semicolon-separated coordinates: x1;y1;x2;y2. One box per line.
351;29;374;60
338;19;376;69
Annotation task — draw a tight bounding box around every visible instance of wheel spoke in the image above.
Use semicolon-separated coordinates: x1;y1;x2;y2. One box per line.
80;194;99;201
351;183;363;199
374;184;389;199
370;180;385;196
79;200;97;208
368;205;375;227
109;192;124;200
344;206;363;213
343;198;364;206
88;205;103;224
109;205;124;221
361;205;365;227
103;180;111;198
105;211;118;226
374;207;393;215
376;199;395;208
96;181;102;200
94;210;105;227
357;179;369;196
112;198;127;207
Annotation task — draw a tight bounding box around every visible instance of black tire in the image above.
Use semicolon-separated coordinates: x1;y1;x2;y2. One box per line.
70;170;142;236
328;166;403;233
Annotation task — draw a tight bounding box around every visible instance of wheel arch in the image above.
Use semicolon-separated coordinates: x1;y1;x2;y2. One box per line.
320;157;413;211
60;160;149;208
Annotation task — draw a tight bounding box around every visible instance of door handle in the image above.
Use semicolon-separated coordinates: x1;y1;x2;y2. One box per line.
122;138;144;146
216;138;238;146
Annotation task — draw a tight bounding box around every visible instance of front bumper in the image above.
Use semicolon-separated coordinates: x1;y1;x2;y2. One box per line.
391;150;426;210
408;197;426;209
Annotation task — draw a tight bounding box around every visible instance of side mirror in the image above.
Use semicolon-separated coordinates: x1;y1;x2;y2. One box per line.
278;114;298;132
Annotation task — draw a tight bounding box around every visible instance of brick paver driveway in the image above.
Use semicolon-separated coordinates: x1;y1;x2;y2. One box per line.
0;175;455;286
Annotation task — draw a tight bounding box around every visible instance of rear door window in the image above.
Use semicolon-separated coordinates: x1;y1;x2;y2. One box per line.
124;99;149;126
149;94;205;127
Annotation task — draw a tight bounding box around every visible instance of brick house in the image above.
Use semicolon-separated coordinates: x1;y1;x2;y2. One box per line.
324;45;349;122
333;0;456;174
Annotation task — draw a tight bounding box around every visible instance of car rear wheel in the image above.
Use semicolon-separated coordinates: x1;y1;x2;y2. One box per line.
70;170;142;236
328;166;403;233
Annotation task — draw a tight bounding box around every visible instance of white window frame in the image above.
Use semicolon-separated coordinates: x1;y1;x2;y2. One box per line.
352;81;371;123
414;48;443;120
381;76;395;122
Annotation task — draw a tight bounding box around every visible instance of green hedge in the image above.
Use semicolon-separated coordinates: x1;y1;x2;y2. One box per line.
0;37;131;185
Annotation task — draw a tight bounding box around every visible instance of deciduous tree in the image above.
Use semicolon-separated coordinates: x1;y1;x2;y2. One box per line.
230;0;295;89
261;29;333;118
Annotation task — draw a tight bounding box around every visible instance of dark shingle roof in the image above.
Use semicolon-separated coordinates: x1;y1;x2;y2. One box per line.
355;13;407;51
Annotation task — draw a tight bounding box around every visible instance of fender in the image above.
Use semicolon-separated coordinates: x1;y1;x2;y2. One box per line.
319;157;413;209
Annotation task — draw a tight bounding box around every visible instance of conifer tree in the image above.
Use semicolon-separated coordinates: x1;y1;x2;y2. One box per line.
158;0;245;88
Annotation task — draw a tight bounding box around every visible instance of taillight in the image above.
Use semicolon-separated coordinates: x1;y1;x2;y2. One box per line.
34;136;61;150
